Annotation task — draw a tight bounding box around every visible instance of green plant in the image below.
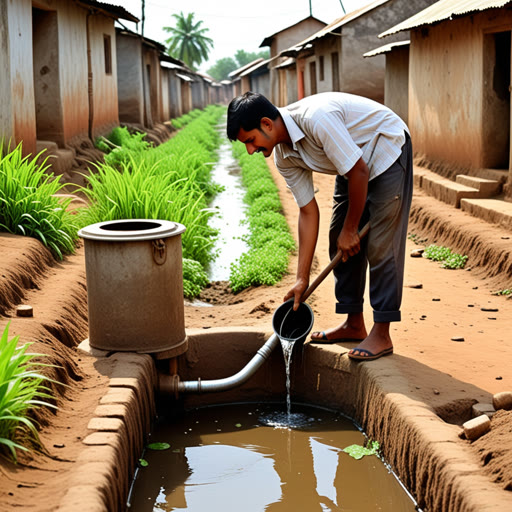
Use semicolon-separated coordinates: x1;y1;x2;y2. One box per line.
80;105;226;298
492;288;512;296
228;142;295;292
0;143;79;259
182;258;209;299
343;440;380;460
0;323;57;462
423;244;468;269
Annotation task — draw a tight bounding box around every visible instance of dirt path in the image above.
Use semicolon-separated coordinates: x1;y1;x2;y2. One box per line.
0;158;511;510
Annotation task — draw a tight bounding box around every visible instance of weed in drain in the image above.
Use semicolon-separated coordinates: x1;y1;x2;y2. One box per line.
343;440;380;460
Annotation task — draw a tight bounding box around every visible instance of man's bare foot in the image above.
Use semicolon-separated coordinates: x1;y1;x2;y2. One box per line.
310;314;367;344
348;322;393;360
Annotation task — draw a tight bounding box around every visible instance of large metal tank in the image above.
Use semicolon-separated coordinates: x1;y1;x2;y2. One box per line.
78;219;187;356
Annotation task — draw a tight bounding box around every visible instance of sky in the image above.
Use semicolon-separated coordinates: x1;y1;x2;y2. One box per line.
118;0;365;73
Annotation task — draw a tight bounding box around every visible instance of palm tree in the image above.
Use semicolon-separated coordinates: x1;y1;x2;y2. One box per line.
163;12;213;69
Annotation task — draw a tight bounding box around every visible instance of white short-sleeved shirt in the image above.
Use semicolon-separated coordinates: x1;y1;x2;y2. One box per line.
273;92;409;207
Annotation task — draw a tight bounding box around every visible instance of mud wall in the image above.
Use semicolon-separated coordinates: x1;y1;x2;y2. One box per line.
385;45;409;125
409;9;512;169
88;12;119;139
116;33;144;125
6;0;37;155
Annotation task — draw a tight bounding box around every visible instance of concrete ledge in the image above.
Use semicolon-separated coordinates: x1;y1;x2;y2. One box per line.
460;198;512;231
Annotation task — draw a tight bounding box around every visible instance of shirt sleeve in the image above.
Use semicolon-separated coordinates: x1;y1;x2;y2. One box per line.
273;152;315;208
312;111;363;176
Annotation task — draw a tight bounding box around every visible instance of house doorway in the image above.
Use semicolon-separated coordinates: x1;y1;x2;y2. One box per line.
482;30;511;169
32;6;64;146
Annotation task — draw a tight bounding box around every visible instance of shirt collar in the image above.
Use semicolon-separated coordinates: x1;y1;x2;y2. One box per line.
278;107;305;151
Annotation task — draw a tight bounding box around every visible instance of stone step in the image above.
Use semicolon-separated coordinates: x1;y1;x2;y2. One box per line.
36;140;58;156
455;174;501;197
421;173;479;208
460;198;512;231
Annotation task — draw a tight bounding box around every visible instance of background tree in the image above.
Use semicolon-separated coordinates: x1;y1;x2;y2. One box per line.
207;49;270;81
163;12;213;70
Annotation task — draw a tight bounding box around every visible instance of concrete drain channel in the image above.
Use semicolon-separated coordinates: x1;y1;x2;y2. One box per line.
56;219;511;511
53;326;510;512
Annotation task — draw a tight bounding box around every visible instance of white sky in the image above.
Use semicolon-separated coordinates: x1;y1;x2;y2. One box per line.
118;0;365;72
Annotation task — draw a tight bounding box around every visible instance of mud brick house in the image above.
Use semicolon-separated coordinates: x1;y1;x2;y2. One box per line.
381;0;512;202
159;56;195;120
259;15;327;105
278;0;438;104
116;28;198;128
237;58;272;99
0;0;137;172
363;40;410;124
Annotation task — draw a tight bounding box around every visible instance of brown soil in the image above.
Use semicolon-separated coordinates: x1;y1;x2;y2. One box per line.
0;158;511;510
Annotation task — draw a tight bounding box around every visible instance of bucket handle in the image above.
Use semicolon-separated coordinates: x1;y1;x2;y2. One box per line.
301;221;370;303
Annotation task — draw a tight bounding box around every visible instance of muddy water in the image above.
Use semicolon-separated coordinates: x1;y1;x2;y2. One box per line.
128;403;417;511
207;136;249;281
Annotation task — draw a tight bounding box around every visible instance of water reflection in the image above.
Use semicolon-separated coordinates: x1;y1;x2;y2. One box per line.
129;403;417;512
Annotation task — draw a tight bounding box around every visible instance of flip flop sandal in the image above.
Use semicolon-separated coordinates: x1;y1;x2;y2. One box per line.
348;347;394;361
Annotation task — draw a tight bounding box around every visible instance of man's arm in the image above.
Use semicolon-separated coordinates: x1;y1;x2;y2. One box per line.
283;197;319;310
337;157;369;261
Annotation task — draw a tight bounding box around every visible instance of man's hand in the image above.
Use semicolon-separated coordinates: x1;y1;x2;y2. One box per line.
283;277;309;311
336;227;361;262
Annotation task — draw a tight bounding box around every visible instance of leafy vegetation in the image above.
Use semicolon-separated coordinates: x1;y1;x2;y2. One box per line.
229;142;295;293
492;288;512;297
85;105;225;297
163;12;213;69
0;323;57;462
0;143;79;259
422;244;468;269
343;440;380;460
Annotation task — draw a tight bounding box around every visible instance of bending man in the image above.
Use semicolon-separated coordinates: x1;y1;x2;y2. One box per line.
227;91;413;361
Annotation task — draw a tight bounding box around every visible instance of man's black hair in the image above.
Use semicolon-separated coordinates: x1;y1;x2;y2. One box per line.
226;92;279;141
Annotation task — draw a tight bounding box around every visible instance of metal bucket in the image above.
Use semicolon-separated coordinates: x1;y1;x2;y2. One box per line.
78;219;188;356
272;299;314;344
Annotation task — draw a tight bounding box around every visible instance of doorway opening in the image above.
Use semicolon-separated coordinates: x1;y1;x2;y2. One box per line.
32;7;64;146
482;30;511;169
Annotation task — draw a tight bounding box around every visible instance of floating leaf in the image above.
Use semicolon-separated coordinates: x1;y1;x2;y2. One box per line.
147;442;171;451
139;458;149;467
343;441;379;460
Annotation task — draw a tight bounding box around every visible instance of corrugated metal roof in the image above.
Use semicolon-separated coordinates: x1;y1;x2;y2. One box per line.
380;0;512;37
228;58;264;78
260;16;327;47
281;0;390;56
363;40;410;57
76;1;139;23
239;58;271;77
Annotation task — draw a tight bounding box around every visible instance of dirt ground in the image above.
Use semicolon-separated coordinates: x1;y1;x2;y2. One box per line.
0;157;511;510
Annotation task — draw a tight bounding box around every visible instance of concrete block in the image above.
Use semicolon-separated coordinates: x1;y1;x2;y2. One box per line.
492;391;512;411
456;175;501;197
460;198;512;231
463;414;491;441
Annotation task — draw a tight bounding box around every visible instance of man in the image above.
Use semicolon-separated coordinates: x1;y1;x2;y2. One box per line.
227;91;412;361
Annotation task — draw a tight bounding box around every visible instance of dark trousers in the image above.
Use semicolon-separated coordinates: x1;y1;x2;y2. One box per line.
328;133;413;323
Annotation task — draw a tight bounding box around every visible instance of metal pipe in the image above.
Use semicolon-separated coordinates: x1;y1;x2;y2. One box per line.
163;333;279;395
